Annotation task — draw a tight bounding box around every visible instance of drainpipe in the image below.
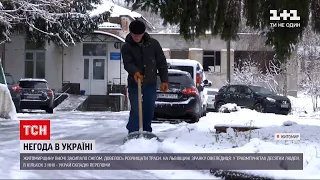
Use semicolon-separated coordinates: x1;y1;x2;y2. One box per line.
61;46;64;87
227;40;231;84
120;52;122;85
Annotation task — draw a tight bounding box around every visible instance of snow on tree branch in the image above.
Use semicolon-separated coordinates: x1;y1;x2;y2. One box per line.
233;57;261;85
0;0;110;46
233;56;283;94
298;26;320;112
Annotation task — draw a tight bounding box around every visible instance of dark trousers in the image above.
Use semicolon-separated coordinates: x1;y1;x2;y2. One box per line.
127;83;157;133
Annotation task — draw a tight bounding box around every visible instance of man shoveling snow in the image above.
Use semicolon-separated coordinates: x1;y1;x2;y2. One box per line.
121;20;168;138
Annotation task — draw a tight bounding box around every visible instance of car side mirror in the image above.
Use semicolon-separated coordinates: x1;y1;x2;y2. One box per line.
197;86;204;92
203;80;212;87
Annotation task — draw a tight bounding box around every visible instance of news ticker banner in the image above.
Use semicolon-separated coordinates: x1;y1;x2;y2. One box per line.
20;153;303;170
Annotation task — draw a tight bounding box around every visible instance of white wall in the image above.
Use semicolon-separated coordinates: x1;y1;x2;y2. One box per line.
149;33;273;51
4;34;127;95
45;43;62;91
4;35;61;91
107;42;127;85
62;44;83;88
4;35;25;81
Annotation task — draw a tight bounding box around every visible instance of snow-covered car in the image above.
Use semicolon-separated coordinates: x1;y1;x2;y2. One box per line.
205;88;219;111
154;69;202;123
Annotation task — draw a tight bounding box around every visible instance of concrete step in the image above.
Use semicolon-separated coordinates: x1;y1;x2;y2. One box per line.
86;107;110;111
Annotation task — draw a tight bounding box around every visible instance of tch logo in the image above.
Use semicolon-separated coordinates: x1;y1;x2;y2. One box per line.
20;120;51;140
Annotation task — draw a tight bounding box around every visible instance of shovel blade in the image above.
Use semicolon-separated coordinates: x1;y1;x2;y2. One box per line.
123;131;162;144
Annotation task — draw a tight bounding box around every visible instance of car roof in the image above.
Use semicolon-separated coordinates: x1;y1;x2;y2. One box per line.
167;59;200;66
19;78;47;82
168;69;189;75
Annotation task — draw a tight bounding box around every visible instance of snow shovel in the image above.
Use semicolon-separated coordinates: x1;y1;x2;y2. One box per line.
123;78;162;144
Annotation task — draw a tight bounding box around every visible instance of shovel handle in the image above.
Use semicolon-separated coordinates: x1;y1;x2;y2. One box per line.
138;78;143;131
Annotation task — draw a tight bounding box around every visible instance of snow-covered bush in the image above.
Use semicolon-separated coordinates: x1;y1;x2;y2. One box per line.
300;69;320;112
297;26;320;112
233;57;282;94
233;59;261;85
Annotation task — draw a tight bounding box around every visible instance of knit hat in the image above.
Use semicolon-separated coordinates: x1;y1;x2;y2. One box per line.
129;20;146;34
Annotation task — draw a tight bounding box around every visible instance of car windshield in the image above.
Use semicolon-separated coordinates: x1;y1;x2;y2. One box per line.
19;81;48;88
207;90;218;95
157;73;194;86
169;65;194;78
249;86;275;95
5;75;14;85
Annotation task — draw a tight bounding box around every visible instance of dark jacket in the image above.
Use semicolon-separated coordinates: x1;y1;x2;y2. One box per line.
121;32;168;86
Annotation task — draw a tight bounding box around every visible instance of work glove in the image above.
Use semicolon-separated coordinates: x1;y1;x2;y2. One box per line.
134;72;143;83
160;82;168;92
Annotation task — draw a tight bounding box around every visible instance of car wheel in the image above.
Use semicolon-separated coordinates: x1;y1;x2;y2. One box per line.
15;106;22;113
254;103;265;113
203;105;207;116
46;107;53;114
215;101;225;112
203;111;207;116
282;111;290;115
189;115;200;124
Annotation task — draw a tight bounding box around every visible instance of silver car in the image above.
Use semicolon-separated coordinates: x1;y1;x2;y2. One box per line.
206;88;219;111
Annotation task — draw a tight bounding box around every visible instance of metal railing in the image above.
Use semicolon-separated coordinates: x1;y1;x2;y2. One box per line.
53;81;71;101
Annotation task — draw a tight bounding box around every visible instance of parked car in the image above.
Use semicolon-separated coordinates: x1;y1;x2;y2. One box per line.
214;84;291;115
205;88;219;111
18;78;54;113
4;73;20;110
154;69;202;123
166;59;211;117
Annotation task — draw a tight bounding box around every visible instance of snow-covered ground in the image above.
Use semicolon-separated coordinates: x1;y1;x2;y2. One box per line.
0;93;320;179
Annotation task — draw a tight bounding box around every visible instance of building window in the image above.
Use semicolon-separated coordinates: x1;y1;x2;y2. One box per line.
83;43;107;56
203;51;221;72
170;49;189;59
25;51;46;78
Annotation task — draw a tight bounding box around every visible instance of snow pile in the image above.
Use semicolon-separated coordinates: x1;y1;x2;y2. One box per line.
219;103;241;113
150;110;320;179
0;84;17;120
154;121;320;178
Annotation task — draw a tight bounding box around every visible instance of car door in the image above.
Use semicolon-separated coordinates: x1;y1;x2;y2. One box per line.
238;86;254;107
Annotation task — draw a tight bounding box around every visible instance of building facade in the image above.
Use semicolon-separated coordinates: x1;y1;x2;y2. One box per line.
0;0;300;96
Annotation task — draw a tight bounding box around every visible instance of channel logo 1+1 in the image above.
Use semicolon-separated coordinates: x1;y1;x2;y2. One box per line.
20;120;51;140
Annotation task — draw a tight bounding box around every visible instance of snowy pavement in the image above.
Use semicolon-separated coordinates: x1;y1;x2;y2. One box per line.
0;111;216;179
1;93;320;179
